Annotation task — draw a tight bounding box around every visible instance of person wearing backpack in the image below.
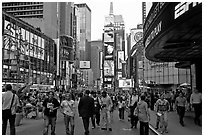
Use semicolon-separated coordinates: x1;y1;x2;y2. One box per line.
2;84;20;135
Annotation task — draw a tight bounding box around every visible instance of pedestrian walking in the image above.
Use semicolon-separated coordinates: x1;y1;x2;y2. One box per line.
42;91;60;135
155;94;170;134
118;97;126;120
2;84;20;135
175;92;187;126
128;91;138;128
91;91;101;128
78;90;94;135
60;93;76;135
135;95;150;135
100;91;113;131
190;88;202;126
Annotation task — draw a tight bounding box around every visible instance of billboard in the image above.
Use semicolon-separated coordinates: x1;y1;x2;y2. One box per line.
104;60;114;76
104;26;114;42
104;43;114;59
80;61;90;69
130;28;143;49
104;16;114;27
119;79;134;88
117;51;125;70
99;51;103;70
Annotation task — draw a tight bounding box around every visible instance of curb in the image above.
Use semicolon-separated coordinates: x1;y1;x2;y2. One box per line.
149;124;161;135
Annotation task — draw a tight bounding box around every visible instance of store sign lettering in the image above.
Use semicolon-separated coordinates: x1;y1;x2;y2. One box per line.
175;2;201;19
145;21;162;47
144;2;165;33
4;20;44;60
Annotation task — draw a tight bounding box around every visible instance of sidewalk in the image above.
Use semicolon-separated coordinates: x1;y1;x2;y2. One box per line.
149;110;202;135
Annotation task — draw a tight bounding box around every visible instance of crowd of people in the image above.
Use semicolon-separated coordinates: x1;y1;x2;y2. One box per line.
2;83;202;135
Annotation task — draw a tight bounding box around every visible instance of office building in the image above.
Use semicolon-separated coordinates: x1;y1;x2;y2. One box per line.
2;2;58;39
75;3;91;61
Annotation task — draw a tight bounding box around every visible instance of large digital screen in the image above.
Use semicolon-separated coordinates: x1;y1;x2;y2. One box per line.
104;43;114;59
80;61;90;69
104;60;114;76
117;51;124;70
119;79;134;88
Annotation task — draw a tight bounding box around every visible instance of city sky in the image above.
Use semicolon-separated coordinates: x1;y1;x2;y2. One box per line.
75;0;144;41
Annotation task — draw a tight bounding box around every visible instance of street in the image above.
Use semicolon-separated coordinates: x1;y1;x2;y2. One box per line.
14;108;155;135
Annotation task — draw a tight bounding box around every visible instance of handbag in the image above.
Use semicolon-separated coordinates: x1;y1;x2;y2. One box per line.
2;94;15;116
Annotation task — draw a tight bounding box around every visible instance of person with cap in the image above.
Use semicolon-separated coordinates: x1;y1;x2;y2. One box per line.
78;90;94;135
100;91;113;131
2;84;20;135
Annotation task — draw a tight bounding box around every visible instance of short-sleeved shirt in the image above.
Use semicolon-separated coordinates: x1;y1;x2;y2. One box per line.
136;100;149;122
2;91;20;115
155;99;169;112
61;100;75;117
43;98;60;117
176;96;186;107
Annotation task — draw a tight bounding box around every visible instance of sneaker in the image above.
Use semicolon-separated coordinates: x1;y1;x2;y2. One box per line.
165;130;168;133
160;131;164;134
109;128;112;131
101;128;107;130
92;126;95;129
97;124;100;128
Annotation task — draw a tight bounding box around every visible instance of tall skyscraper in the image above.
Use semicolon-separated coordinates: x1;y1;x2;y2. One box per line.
102;2;125;90
75;3;91;62
91;40;103;86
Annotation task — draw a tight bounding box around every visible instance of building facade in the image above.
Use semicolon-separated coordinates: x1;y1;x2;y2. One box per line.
2;2;58;39
2;11;56;86
143;2;201;91
91;40;103;86
75;3;91;61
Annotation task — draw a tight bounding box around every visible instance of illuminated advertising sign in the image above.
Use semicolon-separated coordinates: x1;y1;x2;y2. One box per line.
104;60;114;76
99;51;103;70
80;61;91;69
104;26;114;43
60;35;73;61
4;20;45;60
119;79;134;88
104;16;114;27
130;28;143;49
143;2;201;48
117;51;124;70
104;43;114;59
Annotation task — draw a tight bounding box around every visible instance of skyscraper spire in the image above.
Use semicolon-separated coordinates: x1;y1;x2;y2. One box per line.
109;2;113;15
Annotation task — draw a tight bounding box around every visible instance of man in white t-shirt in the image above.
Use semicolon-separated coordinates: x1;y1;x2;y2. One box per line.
60;93;76;135
128;91;139;128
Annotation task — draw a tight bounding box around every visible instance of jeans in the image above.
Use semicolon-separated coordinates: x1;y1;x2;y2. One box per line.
64;115;74;135
101;109;112;129
177;106;185;124
82;117;90;135
43;115;57;135
2;113;16;135
193;103;202;125
129;106;138;127
119;107;125;120
140;121;149;135
91;112;100;127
